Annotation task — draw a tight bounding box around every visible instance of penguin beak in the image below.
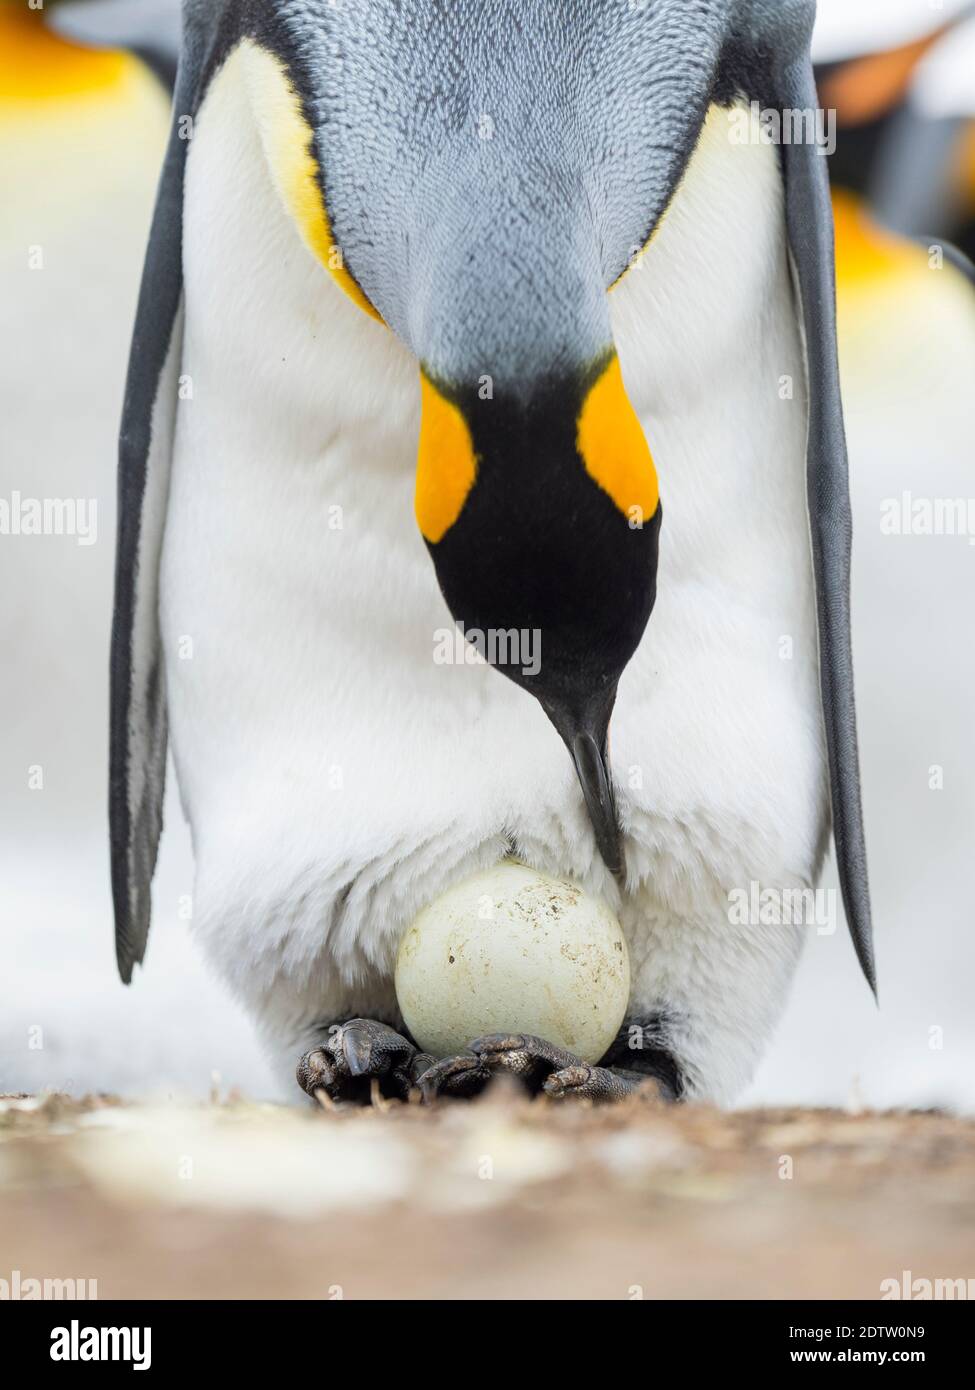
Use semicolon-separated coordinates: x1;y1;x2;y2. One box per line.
542;690;624;881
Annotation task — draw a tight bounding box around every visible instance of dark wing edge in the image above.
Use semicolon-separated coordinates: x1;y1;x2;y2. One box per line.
766;31;877;995
110;49;197;983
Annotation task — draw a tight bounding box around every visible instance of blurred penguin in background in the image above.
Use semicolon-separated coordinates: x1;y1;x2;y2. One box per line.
0;0;242;1100
749;0;975;1111
814;0;975;289
50;0;181;91
0;4;179;826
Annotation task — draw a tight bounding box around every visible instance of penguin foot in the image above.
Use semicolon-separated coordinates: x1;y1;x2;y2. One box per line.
542;1064;669;1103
296;1019;432;1105
416;1034;681;1104
418;1033;600;1102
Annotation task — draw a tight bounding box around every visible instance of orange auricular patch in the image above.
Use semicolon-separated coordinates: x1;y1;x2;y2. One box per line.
415;375;479;543
237;40;381;321
576;355;659;523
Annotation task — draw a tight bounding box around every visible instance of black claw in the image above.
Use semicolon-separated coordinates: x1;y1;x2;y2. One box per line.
297;1019;419;1105
416;1052;490;1102
342;1024;375;1077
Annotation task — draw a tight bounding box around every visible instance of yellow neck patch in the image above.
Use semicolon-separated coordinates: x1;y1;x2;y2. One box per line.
577;355;659;523
415;374;479;543
0;5;128;105
237;40;382;321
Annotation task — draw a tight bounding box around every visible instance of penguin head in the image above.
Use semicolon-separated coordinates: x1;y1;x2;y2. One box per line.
240;0;737;874
414;351;661;879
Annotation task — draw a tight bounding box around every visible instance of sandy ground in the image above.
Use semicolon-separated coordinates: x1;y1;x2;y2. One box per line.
2;1087;973;1300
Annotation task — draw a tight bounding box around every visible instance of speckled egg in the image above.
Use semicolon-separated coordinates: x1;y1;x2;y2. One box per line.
395;861;630;1063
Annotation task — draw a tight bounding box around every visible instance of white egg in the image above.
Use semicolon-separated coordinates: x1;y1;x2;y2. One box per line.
395;861;630;1064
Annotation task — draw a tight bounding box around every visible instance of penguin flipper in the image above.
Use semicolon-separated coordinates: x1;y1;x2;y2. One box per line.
110;39;198;983
757;18;876;995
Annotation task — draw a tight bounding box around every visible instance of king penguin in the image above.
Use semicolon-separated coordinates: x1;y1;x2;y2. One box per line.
111;0;875;1106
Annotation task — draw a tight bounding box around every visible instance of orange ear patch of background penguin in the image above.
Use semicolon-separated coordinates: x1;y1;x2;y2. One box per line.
818;30;948;127
0;4;128;105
